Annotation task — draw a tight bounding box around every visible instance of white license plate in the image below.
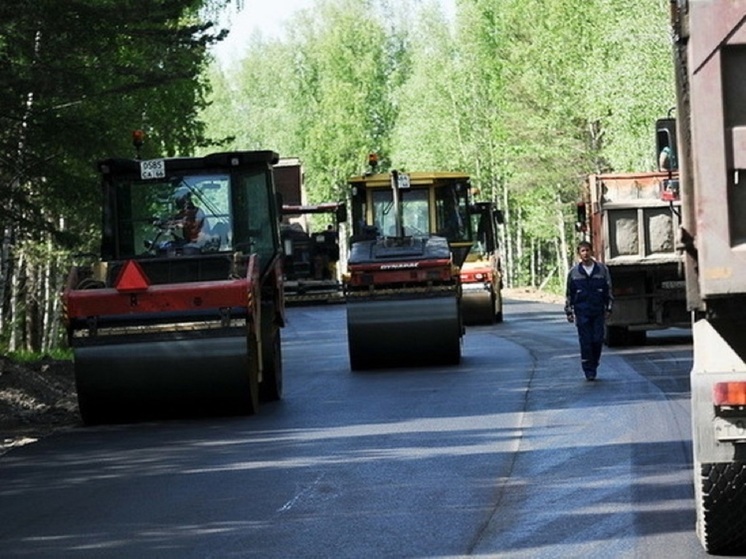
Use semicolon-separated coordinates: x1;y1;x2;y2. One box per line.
661;280;686;289
461;282;489;292
140;158;166;179
714;416;746;441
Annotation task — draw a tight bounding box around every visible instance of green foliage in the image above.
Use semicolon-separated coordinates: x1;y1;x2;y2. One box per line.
0;0;233;351
0;0;228;246
5;348;73;363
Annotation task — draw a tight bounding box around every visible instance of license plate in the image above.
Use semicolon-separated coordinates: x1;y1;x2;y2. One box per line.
461;283;489;292
714;416;746;441
661;280;685;289
140;158;166;179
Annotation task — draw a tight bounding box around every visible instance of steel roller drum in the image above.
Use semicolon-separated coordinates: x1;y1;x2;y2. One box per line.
346;294;461;369
461;289;495;325
73;331;257;423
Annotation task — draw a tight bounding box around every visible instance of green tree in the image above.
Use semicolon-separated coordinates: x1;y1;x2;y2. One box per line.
0;0;230;351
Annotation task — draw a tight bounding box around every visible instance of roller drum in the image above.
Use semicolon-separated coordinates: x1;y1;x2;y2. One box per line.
461;289;496;325
74;330;258;424
346;294;461;369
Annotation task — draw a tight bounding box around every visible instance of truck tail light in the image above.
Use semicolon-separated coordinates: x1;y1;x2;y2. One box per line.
713;382;746;406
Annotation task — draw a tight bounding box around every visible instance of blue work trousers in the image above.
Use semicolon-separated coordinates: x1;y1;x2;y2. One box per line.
575;312;605;377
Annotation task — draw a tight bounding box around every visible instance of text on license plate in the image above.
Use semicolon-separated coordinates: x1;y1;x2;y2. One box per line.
714;416;746;441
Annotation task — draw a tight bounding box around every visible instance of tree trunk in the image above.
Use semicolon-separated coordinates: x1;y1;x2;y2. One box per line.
9;250;25;352
557;201;570;292
0;226;13;333
501;186;512;288
25;256;41;353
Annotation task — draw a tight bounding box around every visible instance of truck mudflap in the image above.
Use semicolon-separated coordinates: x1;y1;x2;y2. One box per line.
73;328;259;424
346;294;461;370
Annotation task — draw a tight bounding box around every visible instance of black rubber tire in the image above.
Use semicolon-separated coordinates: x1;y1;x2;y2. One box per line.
494;290;504;323
259;302;283;402
604;325;628;347
486;292;497;325
244;329;261;415
628;330;646;345
696;461;746;554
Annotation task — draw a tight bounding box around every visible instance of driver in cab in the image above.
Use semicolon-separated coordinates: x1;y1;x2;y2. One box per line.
172;187;206;243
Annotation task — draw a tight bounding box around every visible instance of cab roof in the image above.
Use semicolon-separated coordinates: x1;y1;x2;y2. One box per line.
347;171;470;189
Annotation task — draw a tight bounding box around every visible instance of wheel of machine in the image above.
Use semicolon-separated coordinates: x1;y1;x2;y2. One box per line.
244;328;261;414
441;338;461;365
628;329;646;345
74;353;130;425
259;302;283;402
486;292;497;325
347;332;365;371
75;377;110;426
494;289;504;323
695;460;746;554
346;295;461;369
604;325;628;347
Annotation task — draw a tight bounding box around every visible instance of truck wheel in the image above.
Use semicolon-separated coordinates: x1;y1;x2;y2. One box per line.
260;302;283;402
604;325;627;347
695;461;746;554
628;330;646;345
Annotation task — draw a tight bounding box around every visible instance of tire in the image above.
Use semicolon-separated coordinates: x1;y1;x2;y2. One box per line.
628;330;646;345
244;328;261;415
494;290;504;323
695;461;746;554
259;302;283;402
604;325;628;347
485;292;497;325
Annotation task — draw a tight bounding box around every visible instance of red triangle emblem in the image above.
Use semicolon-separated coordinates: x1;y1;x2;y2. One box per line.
115;260;150;292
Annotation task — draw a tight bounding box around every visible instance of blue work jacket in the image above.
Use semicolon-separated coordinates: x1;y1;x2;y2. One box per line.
564;261;613;317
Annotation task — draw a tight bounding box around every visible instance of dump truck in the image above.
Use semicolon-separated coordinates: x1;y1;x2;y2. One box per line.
344;158;473;369
62;147;285;424
460;201;504;325
670;1;746;553
579;123;688;346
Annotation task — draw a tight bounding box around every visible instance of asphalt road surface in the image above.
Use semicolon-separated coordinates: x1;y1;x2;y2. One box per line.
0;297;708;558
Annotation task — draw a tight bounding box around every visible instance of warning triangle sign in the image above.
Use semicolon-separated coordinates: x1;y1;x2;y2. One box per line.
115;260;150;292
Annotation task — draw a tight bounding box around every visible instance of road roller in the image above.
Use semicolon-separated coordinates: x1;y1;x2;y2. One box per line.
62;146;285;424
460;202;505;325
344;157;474;369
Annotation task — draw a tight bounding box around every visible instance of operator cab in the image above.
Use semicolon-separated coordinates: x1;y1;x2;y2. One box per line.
347;169;475;268
97;151;281;284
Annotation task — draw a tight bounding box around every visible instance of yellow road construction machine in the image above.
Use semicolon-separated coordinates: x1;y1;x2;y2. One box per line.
460;202;504;325
343;156;474;369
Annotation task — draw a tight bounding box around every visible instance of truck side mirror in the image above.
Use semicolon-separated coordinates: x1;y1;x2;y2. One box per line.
575;202;587;233
656;118;678;172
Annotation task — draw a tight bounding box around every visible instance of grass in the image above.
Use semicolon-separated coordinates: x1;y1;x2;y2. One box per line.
4;348;73;363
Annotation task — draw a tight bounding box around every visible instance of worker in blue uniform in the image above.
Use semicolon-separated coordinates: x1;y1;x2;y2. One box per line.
564;240;613;381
